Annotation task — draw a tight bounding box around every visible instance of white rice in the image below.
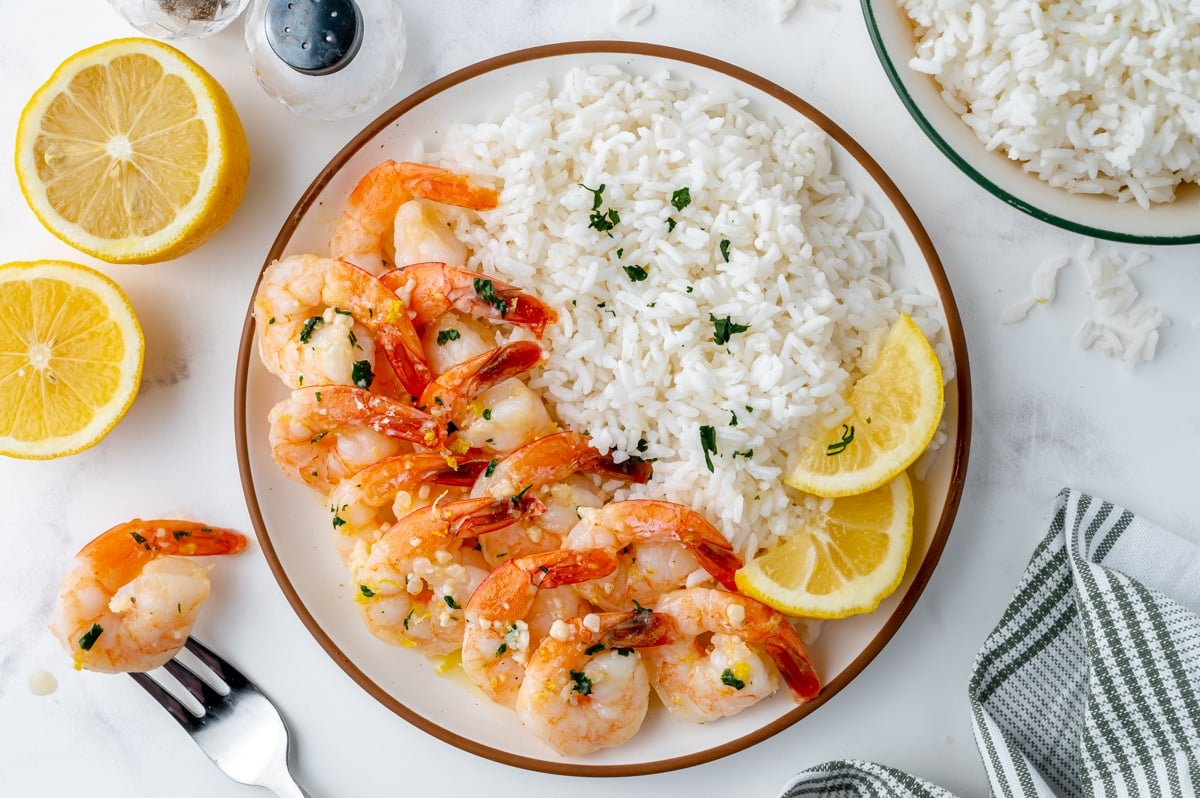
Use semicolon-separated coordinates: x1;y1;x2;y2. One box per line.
434;67;942;557
902;0;1200;206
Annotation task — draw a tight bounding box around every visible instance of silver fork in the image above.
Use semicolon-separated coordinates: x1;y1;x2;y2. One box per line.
128;638;311;798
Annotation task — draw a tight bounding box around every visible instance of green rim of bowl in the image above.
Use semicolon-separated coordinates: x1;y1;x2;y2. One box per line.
861;0;1200;246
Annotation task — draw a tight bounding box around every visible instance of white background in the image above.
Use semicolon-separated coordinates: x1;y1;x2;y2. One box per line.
2;2;1198;796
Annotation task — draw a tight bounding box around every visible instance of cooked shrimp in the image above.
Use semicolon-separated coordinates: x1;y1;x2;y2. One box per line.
514;610;676;756
268;385;442;493
561;500;743;612
462;548;617;707
326;453;487;570
450;377;558;456
420;314;496;377
392;199;471;271
51;520;247;673
643;588;820;722
380;262;558;338
355;494;545;654
253;253;431;397
330;161;499;273
472;431;654;566
418;340;544;430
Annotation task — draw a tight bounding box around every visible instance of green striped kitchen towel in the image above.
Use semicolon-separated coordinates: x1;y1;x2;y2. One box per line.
781;488;1200;798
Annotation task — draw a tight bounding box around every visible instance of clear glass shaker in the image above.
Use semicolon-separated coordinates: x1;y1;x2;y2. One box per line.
108;0;252;39
244;0;406;120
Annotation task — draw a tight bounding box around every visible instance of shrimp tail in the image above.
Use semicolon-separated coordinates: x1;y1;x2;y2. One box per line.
762;627;821;703
81;520;247;591
599;611;678;649
515;547;620;590
393;163;500;211
446;494;548;539
685;541;743;591
419;340;544;421
380;263;558;337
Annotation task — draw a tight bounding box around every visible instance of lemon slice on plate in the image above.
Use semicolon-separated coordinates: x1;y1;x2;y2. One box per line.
736;472;914;618
14;38;250;264
785;313;943;498
0;260;144;459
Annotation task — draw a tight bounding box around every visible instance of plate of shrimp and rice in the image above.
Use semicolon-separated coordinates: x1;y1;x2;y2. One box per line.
234;42;971;774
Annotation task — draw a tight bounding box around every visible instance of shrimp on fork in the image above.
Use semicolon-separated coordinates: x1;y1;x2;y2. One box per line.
471;431;653;566
643;588;820;722
253;254;431;397
354;494;545;654
515;610;676;756
51;520;247;673
330;161;499;273
462;547;617;707
562;499;743;612
268;385;443;493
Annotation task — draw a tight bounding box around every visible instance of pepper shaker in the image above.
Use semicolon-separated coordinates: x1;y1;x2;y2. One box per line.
108;0;251;39
244;0;406;120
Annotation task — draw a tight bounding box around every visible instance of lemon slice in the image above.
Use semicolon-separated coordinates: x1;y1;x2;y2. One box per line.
0;261;144;458
785;313;943;498
735;473;913;618
15;38;250;264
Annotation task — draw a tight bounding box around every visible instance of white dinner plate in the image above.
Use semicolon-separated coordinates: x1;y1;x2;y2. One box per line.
862;0;1200;245
234;41;972;775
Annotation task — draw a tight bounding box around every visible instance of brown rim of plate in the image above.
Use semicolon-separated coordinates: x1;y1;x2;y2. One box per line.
234;40;973;776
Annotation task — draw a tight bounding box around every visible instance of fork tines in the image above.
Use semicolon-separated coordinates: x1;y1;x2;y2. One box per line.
128;638;242;729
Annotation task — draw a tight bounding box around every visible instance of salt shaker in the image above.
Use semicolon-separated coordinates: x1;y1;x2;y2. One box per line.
108;0;251;39
244;0;406;120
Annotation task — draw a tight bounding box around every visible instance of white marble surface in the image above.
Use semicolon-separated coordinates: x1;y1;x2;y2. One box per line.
2;2;1199;796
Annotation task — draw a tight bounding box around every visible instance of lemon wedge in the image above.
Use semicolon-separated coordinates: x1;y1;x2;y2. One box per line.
0;260;144;458
785;313;943;498
735;473;913;618
15;38;250;264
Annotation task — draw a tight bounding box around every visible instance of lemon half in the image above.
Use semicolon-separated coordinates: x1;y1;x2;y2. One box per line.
0;260;144;458
15;38;250;264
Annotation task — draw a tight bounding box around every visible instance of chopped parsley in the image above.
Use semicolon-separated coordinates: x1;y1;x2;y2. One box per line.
584;642;606;656
826;424;856;456
482;408;493;420
636;437;649;453
403;609;413;630
721;668;746;690
299;315;323;344
729;410;738;427
699;425;718;472
666;217;678;232
352;359;374;389
130;531;147;545
570;670;593;695
437;328;461;346
622;264;649;282
172;530;192;541
719;238;732;262
731;449;754;459
581;182;606;210
484;459;498;478
332;514;346;529
78;623;103;651
443;595;462;610
671;187;692;211
710;313;750;346
580;183;620;233
472;278;509;317
495;643;508;656
359;584;376;598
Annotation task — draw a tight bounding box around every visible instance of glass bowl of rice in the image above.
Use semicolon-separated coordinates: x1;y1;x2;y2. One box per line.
863;0;1200;244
